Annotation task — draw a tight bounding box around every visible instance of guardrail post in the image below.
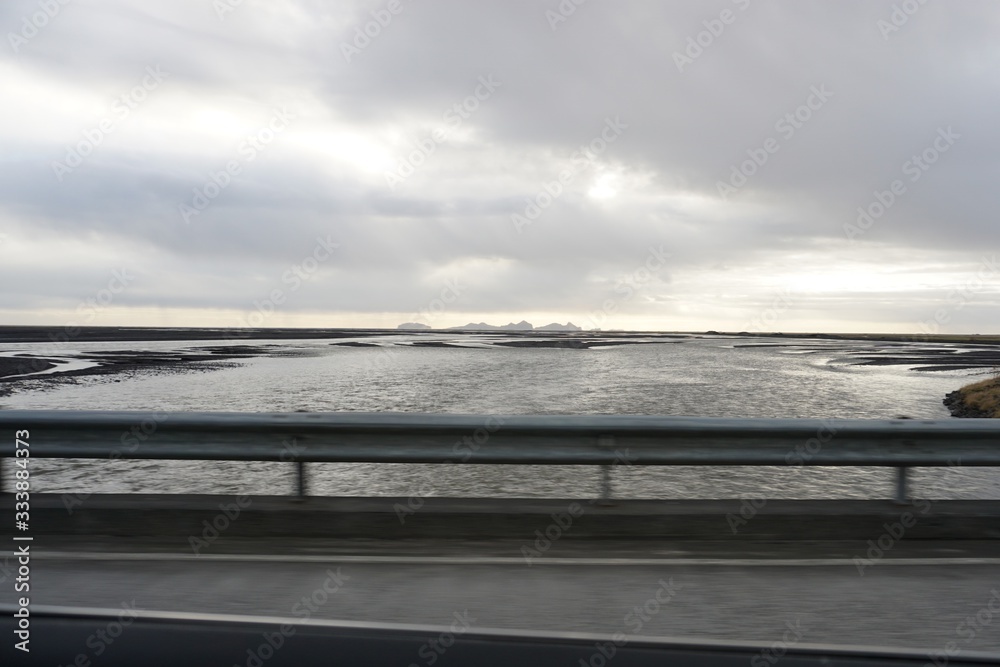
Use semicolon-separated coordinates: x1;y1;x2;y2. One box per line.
600;464;612;500
297;461;307;498
597;435;615;504
894;466;909;504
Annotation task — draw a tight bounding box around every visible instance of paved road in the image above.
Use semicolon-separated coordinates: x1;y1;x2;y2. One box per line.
4;542;1000;655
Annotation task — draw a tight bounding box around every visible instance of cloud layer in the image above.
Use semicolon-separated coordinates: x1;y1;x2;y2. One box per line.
2;0;998;333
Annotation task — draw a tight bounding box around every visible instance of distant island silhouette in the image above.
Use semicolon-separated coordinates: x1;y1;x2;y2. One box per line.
397;321;582;331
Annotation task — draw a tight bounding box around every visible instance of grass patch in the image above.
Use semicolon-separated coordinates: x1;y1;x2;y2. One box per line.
957;375;1000;418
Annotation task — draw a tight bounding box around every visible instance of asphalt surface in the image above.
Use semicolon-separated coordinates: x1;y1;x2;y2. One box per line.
4;540;999;655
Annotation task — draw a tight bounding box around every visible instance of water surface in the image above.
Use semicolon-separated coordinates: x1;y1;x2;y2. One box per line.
2;335;995;499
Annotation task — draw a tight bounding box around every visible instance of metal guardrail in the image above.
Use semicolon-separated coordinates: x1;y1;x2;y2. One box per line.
2;411;998;501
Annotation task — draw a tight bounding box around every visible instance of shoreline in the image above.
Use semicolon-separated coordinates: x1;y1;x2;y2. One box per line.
944;377;1000;418
0;347;270;398
3;325;1000;346
3;326;1000;408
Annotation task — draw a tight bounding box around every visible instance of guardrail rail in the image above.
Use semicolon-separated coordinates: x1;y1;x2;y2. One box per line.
2;411;998;501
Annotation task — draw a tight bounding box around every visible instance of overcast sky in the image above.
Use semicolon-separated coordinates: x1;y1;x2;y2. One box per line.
2;0;998;333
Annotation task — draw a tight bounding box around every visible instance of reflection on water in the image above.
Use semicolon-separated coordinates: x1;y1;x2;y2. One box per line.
1;336;996;499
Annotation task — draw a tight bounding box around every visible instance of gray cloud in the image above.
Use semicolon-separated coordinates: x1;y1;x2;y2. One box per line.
1;0;998;331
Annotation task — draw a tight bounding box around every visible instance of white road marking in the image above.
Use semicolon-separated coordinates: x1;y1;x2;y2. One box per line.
5;551;1000;566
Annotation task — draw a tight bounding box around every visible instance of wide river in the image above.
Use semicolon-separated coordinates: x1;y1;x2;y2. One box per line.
2;334;997;499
